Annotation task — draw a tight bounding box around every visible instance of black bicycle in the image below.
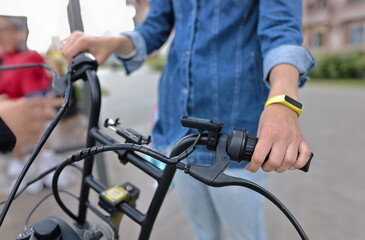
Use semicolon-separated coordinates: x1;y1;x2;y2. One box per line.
0;52;312;240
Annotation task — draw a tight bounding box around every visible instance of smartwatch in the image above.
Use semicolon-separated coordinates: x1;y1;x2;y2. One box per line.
264;95;302;117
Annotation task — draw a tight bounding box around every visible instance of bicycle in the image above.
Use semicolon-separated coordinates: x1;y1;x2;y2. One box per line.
0;52;312;240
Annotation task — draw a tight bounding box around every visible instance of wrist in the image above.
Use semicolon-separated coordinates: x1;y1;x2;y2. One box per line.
268;77;299;100
113;35;135;56
268;64;299;99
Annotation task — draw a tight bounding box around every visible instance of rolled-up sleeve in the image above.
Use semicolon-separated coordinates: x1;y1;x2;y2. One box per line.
263;45;315;87
115;0;173;75
114;31;147;74
258;0;315;87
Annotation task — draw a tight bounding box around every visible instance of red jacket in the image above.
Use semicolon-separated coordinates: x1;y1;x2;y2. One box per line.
0;50;51;99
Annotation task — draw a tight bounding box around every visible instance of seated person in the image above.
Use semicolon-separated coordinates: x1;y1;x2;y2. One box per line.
0;16;70;193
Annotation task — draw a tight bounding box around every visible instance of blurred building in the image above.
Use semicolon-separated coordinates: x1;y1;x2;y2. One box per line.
303;0;365;53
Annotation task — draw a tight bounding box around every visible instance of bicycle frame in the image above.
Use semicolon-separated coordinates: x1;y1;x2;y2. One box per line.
64;58;178;240
0;52;311;240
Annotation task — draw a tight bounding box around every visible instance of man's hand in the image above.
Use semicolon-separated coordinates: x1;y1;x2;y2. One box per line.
245;64;312;173
247;103;311;173
0;96;62;152
60;31;134;64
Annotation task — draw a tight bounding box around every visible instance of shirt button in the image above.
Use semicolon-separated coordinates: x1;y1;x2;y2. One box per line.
182;88;189;95
184;51;190;56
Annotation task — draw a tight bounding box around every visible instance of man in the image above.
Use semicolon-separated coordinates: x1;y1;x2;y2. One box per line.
61;1;315;239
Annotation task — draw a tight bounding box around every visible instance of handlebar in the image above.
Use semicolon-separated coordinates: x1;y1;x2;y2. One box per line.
179;116;313;172
226;129;313;172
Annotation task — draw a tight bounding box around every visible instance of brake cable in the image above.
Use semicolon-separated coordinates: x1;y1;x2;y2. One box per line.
50;133;308;240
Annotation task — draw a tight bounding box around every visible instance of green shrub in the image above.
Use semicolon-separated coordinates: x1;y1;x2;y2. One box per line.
309;51;365;79
145;57;166;71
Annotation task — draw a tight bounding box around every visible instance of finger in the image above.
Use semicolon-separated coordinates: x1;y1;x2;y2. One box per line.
60;31;83;49
60;35;76;56
291;140;312;170
60;38;69;50
27;120;45;134
26;99;57;121
26;97;61;109
25;97;48;109
38;101;58;120
275;142;299;173
61;31;86;61
261;142;287;172
45;97;64;107
43;107;58;120
26;103;54;122
68;39;89;60
246;137;272;172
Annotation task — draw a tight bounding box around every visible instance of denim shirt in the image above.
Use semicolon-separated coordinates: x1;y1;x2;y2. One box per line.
116;0;315;168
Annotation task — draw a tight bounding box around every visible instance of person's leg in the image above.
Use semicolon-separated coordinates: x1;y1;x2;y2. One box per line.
174;170;222;240
208;168;268;240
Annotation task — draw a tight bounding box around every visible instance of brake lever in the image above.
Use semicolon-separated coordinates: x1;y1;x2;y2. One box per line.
184;134;230;186
180;134;257;188
52;74;68;96
182;134;309;240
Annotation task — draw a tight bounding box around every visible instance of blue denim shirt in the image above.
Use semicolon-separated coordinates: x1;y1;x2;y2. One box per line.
116;0;315;168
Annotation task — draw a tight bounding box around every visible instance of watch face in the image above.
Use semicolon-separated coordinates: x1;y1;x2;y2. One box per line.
285;95;303;109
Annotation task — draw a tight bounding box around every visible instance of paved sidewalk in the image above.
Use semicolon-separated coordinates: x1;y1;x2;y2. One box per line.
266;83;365;240
0;66;364;239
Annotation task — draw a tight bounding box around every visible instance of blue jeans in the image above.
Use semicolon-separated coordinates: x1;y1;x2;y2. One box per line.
174;167;268;240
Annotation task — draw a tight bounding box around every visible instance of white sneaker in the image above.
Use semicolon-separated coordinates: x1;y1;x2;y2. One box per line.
7;157;25;178
9;176;44;195
23;177;44;195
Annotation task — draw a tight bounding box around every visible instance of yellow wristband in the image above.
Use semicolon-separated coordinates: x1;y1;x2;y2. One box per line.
264;95;302;117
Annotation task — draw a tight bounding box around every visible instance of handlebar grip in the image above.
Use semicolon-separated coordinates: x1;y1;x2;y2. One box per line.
227;130;313;172
260;150;313;172
297;152;313;173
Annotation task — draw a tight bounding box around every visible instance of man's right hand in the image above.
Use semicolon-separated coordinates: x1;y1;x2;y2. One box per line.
60;31;135;65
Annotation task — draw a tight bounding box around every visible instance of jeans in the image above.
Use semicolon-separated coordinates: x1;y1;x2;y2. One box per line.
174;167;268;240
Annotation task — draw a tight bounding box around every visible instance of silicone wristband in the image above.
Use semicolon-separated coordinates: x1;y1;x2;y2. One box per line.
264;95;302;117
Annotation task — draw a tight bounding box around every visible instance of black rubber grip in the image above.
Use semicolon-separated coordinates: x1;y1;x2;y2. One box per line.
227;130;313;172
299;152;313;172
